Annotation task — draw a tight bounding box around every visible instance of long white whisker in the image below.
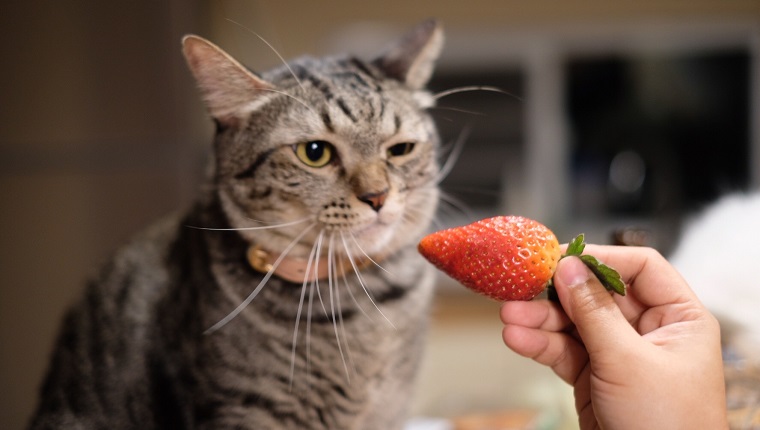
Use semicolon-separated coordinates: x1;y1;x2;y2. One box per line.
336;285;356;379
312;232;330;318
401;186;446;231
338;257;372;321
401;195;443;232
433;202;459;226
306;230;327;390
328;233;351;382
186;216;311;231
333;242;357;377
404;185;439;213
403;202;443;232
289;230;321;389
438;192;477;223
434;85;522;102
436;126;471;184
225;18;305;92
306;278;315;388
254;88;318;116
340;232;396;329
427;105;488;116
205;223;316;334
348;233;390;275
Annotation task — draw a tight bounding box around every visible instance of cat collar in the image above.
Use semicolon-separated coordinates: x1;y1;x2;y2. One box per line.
246;244;374;283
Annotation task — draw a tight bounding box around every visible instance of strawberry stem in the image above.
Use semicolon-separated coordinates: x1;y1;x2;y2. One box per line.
578;254;626;296
551;234;626;299
565;234;586;256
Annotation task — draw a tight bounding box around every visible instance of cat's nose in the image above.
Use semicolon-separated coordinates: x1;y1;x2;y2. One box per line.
358;190;388;212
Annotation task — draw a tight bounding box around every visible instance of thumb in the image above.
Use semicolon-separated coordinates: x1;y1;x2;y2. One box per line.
554;256;638;354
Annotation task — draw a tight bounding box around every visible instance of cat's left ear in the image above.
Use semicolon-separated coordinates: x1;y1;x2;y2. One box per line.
182;35;273;126
372;19;444;90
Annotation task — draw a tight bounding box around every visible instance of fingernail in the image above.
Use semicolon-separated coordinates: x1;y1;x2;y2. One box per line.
556;257;590;288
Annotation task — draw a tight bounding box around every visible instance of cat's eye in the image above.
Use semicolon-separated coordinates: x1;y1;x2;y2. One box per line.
294;141;334;168
387;142;416;158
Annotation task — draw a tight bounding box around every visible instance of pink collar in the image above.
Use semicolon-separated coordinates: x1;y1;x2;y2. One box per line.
246;244;377;283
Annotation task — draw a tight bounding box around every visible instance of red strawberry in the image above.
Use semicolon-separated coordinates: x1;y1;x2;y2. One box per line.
418;215;625;301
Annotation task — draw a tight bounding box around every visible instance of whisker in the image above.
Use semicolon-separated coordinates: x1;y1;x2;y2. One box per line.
348;233;390;275
205;223;316;334
289;229;321;389
427;215;446;232
241;216;272;224
401;186;442;229
401;191;446;232
328;233;351;382
433;85;522;102
433;202;461;225
338;257;372;321
403;202;443;232
185;216;312;231
254;88;318;116
225;18;305;92
339;232;396;329
306;278;316;388
438;191;477;223
404;185;462;230
332;244;357;378
428;105;487;116
436;125;471;185
312;232;330;319
336;287;355;379
305;231;326;386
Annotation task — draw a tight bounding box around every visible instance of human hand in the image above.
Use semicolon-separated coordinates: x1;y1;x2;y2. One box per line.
501;245;727;429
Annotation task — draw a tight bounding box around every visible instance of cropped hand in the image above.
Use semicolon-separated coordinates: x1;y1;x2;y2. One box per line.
501;245;728;429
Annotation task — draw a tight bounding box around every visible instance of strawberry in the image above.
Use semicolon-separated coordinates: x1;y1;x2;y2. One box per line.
418;215;625;301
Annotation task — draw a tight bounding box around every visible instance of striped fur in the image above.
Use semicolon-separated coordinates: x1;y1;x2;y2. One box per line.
30;20;444;429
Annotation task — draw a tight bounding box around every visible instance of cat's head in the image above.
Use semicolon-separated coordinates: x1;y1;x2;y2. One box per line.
182;20;443;267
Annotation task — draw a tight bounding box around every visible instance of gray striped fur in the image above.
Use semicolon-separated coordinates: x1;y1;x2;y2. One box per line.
29;19;444;430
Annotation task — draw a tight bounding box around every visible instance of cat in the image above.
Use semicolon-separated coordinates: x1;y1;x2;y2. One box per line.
669;192;760;359
28;19;444;430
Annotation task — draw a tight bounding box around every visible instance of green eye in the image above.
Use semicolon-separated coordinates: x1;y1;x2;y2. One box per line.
294;141;333;168
387;142;416;158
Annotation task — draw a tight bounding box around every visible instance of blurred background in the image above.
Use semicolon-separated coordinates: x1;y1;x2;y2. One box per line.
1;1;758;429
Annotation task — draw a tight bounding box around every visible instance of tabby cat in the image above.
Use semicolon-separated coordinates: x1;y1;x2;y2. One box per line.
29;19;444;430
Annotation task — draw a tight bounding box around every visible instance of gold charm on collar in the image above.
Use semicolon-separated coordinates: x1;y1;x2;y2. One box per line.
246;242;385;283
247;245;274;274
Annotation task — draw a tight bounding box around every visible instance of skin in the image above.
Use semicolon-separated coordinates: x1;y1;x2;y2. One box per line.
501;245;728;430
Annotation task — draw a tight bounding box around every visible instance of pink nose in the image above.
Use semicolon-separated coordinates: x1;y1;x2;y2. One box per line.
358;190;388;212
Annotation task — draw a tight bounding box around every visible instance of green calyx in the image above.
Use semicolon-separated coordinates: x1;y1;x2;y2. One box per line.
546;233;626;301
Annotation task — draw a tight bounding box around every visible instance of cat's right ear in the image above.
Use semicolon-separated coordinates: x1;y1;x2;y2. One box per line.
182;35;273;127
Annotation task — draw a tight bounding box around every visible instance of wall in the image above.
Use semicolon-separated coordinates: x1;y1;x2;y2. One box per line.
0;1;208;428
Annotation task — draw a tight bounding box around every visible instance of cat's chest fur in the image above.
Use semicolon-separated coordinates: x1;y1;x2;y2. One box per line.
155;203;434;429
